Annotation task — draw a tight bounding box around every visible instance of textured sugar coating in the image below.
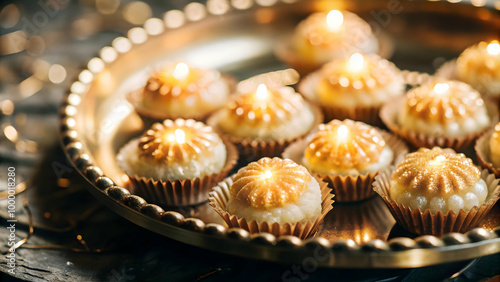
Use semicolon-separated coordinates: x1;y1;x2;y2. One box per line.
457;41;500;96
117;119;227;181
390;147;488;214
291;11;378;64
141;62;230;117
216;87;315;140
226;157;322;224
490;122;500;168
303;119;393;175
397;80;490;137
316;54;404;108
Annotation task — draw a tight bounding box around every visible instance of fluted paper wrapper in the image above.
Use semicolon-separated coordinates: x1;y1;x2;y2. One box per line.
283;129;408;202
373;168;500;236
206;104;323;163
208;176;334;239
127;75;236;126
128;139;238;207
299;72;386;126
475;129;500;178
380;96;499;151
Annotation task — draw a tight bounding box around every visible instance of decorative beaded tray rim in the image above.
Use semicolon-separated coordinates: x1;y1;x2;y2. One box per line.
59;0;500;268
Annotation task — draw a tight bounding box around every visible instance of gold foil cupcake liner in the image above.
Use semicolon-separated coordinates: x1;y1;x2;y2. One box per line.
206;104;323;163
298;71;386;126
379;96;499;151
373;168;500;236
283;129;408;202
208;176;334;239
475;129;500;178
128;139;238;207
127;75;237;126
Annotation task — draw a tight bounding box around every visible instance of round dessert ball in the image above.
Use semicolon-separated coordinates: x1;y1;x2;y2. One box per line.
489;122;500;168
118;119;227;181
290;10;378;67
456;40;500;97
397;80;490;137
389;147;488;214
212;84;316;141
138;62;231;119
226;157;322;224
315;53;404;108
302;119;393;176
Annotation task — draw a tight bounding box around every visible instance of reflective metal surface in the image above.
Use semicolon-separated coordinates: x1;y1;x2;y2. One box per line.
60;0;500;268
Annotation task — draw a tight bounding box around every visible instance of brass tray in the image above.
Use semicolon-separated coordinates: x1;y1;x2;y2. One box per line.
59;0;500;268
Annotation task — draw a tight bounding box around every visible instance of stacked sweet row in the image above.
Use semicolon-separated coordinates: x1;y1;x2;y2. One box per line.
116;10;500;238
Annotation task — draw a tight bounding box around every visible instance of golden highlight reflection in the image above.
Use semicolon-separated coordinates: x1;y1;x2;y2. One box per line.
207;0;230;15
495;1;500;10
112;37;131;53
3;125;18;142
185;2;207;21
144;18;164;35
0;4;20;28
231;0;252;10
164;10;185;28
471;0;486;7
48;64;67;84
128;27;148;44
19;76;43;98
79;70;94;84
88;58;105;73
32;59;50;81
123;1;151;25
100;46;118;63
256;0;278;7
96;0;120;15
26;36;45;56
0;31;27;55
1;100;14;115
71;81;87;94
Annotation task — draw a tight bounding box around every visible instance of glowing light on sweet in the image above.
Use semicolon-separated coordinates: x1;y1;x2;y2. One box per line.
255;83;269;100
174;129;186;144
164;128;186;144
433;83;450;95
263;170;273;179
487;41;500;56
429;155;446;168
172;63;190;81
347;53;365;73
337;125;349;141
326;10;343;32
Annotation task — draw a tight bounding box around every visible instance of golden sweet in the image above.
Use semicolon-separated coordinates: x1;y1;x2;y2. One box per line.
304;119;386;171
142;63;222;107
457;41;500;83
226;85;305;127
403;80;485;123
294;11;373;54
138;119;221;163
490;122;500;167
317;53;398;94
392;147;481;197
230;157;312;210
